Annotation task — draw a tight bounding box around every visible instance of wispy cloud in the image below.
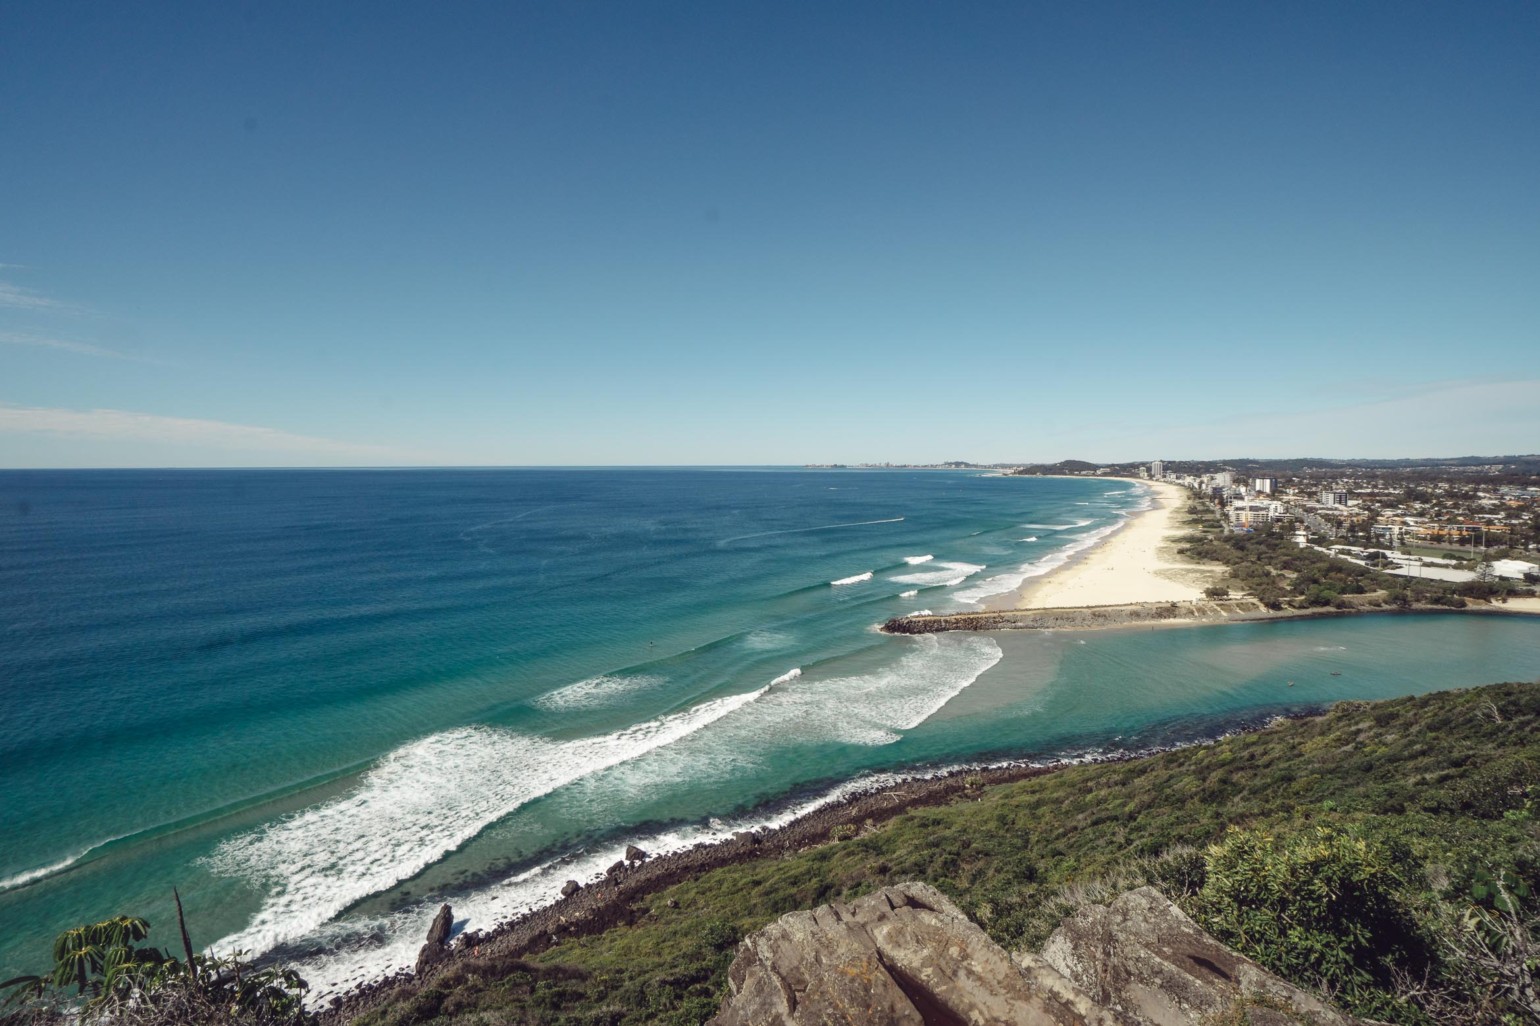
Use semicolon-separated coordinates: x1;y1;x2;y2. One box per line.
0;330;139;361
0;281;62;310
0;403;402;459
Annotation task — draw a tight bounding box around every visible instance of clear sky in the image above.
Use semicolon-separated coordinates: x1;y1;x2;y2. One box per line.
2;1;1537;467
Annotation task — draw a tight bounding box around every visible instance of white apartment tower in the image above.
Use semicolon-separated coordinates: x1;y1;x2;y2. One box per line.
1150;460;1165;480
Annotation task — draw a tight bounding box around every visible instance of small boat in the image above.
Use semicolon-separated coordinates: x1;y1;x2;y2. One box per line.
1330;671;1342;676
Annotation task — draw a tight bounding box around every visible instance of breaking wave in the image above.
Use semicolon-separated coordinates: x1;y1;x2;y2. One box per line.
830;572;873;586
951;522;1124;604
0;850;91;893
889;561;985;587
205;689;764;957
534;674;665;711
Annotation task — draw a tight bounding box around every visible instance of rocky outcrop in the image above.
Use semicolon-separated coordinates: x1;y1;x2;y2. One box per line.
711;884;1362;1026
1031;886;1359;1026
709;882;1133;1026
413;904;455;976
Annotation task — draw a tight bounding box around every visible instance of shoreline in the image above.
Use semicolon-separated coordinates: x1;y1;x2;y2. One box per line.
948;479;1539;635
983;478;1220;612
318;710;1306;1023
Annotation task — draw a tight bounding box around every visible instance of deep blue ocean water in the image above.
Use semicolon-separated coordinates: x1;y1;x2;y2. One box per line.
2;468;1538;994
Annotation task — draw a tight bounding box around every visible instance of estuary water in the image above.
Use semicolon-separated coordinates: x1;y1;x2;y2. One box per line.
2;468;1538;993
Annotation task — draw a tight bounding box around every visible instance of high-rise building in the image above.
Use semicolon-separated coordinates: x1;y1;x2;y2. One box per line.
1150;460;1165;480
1318;489;1348;506
1252;477;1277;495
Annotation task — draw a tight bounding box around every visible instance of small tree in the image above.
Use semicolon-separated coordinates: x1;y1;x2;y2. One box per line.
1;902;312;1025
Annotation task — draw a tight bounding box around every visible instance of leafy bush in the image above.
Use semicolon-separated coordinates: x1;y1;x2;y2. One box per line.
1192;826;1431;1021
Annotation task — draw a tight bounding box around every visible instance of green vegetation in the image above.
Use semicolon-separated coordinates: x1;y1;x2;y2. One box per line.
1179;517;1386;609
1;901;312;1026
351;682;1540;1026
1177;510;1534;611
1194;826;1432;1020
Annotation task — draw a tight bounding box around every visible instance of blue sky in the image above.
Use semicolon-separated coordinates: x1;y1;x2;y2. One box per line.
2;1;1537;467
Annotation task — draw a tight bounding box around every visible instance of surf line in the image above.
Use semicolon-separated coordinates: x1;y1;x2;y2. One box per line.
718;517;904;546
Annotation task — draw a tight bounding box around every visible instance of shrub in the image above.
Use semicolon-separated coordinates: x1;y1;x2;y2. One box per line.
1191;826;1431;1020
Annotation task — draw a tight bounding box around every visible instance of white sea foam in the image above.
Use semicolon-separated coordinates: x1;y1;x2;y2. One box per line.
830;571;873;586
1020;536;1039;542
950;521;1125;604
294;766;927;1006
288;635;1003;1006
906;610;933;617
756;634;1001;745
889;561;985;587
0;850;91;893
768;668;802;687
205;689;765;958
899;590;918;598
902;554;934;564
533;674;665;711
209;574;1015;990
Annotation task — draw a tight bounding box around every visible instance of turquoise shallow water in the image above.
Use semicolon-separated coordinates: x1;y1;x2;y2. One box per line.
1;468;1537;993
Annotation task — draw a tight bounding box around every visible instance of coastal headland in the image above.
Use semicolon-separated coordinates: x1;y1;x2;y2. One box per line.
325;681;1540;1026
323;721;1284;1024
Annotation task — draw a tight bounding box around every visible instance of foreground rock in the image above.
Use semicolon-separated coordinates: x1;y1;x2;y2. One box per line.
1031;886;1359;1026
709;882;1131;1025
413;904;455;976
712;883;1361;1026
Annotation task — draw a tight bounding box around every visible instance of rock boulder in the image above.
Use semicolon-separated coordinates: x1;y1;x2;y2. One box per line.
414;904;455;976
1031;886;1360;1026
712;884;1365;1026
709;882;1131;1026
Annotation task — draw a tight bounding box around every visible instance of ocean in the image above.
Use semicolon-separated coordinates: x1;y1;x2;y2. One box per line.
2;468;1538;995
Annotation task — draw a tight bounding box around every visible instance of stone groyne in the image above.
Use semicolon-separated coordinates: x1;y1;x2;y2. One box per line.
881;598;1270;634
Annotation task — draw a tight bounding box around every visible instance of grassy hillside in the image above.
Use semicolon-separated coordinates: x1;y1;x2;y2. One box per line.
356;681;1540;1026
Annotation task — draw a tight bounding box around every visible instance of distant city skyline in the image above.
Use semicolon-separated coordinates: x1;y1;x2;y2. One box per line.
2;2;1537;467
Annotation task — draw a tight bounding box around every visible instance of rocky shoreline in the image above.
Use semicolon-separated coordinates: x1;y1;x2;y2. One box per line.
316;720;1301;1024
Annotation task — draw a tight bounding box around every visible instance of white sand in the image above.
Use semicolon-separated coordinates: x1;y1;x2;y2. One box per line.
1005;480;1219;609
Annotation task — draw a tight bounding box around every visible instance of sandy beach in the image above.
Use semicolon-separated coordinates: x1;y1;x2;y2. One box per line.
990;479;1220;611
